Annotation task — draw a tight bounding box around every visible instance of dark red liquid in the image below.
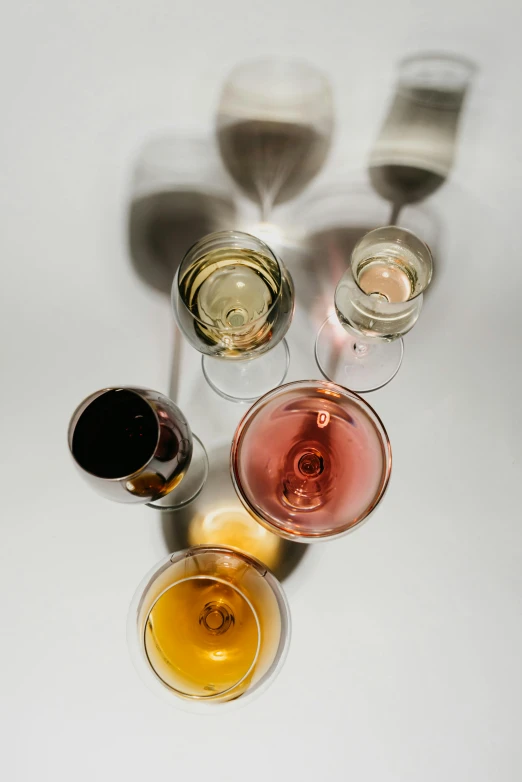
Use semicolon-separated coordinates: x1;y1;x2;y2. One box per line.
72;389;159;479
233;383;391;538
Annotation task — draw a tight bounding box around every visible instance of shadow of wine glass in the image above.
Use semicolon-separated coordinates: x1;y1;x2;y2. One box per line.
161;443;309;582
127;133;237;296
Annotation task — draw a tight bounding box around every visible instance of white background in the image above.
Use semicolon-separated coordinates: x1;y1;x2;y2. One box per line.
1;1;522;780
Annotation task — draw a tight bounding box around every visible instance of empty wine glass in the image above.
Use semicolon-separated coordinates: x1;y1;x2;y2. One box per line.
216;58;333;224
231;380;391;541
68;386;208;509
369;52;476;224
127;546;290;710
172;230;294;403
315;225;433;392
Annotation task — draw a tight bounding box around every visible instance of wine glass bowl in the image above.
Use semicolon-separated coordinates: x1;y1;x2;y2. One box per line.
216;58;333;220
231;380;391;541
68;386;208;509
127;546;290;708
172;230;294;402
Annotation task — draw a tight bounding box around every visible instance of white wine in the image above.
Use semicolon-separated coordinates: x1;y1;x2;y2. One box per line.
179;244;291;355
356;255;416;303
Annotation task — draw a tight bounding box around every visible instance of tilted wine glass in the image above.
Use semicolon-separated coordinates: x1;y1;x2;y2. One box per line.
127;546;290;710
216;57;333;225
68;386;208;510
369;52;476;224
172;230;294;403
315;225;433;393
231;380;391;541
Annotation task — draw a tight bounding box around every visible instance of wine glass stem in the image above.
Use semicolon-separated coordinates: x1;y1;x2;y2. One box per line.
389;202;402;225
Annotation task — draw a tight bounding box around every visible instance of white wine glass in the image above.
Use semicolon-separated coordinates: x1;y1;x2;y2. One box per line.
315;226;433;392
127;546;290;711
172;230;294;403
216;58;333;225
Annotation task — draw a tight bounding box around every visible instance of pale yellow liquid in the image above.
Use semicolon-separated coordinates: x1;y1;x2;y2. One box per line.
145;577;259;698
179;247;280;353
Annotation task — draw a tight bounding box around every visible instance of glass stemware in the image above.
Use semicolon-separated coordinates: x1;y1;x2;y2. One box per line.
216;57;333;225
68;386;208;510
315;225;433;393
369;52;476;224
231;380;391;541
172;230;294;403
127;546;290;709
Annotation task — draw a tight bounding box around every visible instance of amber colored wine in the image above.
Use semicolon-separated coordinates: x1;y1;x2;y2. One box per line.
145;577;260;697
218;119;329;208
233;383;390;539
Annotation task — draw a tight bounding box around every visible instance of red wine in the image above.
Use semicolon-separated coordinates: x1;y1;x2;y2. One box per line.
232;382;391;539
72;389;159;479
218;119;329;208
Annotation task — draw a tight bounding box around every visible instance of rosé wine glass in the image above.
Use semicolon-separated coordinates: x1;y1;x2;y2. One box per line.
230;380;391;541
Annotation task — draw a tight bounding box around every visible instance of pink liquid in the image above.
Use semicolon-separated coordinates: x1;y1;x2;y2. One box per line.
233;383;391;539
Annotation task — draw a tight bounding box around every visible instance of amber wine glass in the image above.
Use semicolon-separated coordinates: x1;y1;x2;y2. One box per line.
68;387;208;509
231;380;391;541
315;225;433;392
172;230;294;402
216;57;333;223
127;546;290;709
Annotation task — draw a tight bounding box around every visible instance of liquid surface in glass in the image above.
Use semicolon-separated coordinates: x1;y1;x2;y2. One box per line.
72;389;158;479
145;577;259;698
235;385;389;537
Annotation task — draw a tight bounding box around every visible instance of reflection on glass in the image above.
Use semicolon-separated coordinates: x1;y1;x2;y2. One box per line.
127;546;290;709
369;53;476;223
217;58;333;222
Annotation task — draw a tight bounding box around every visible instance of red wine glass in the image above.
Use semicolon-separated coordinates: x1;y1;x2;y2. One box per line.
231;380;391;541
68;386;208;510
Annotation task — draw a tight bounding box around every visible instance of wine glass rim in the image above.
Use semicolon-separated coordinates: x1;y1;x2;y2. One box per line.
173;229;287;332
67;386;162;482
230;379;392;541
350;225;433;301
222;56;332;99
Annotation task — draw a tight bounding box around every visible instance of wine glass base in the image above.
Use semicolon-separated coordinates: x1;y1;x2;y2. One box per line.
202;339;290;403
315;314;403;393
146;434;209;510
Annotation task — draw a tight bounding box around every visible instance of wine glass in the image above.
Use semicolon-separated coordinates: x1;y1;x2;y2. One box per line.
315;225;433;393
369;52;476;224
216;58;333;225
172;230;294;403
231;380;391;541
68;386;208;509
127;546;290;710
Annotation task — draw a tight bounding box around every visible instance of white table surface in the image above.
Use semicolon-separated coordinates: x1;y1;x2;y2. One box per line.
2;2;522;780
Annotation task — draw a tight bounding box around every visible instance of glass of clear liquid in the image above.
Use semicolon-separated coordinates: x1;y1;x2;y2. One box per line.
369;52;476;224
315;226;433;392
